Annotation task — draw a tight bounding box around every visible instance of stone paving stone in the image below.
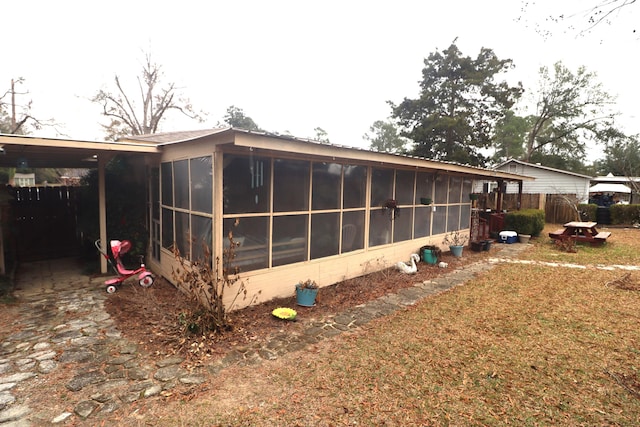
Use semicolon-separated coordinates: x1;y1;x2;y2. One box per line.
0;373;35;385
0;391;16;410
154;365;186;382
65;370;106;392
0;404;30;423
74;400;99;418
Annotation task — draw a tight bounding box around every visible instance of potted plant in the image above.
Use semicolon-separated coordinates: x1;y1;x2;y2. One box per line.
295;279;319;306
381;199;400;219
442;230;468;257
419;244;441;264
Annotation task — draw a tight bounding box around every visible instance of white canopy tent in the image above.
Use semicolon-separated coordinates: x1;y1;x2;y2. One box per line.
589;183;631;193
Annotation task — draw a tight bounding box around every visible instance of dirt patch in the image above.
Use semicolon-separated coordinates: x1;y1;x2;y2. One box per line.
105;245;506;367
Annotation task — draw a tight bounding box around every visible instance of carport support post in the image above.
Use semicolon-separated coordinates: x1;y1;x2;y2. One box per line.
98;156;108;274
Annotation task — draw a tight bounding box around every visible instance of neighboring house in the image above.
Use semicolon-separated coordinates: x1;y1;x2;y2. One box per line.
0;129;531;309
492;159;592;203
591;173;639;204
12;173;35;187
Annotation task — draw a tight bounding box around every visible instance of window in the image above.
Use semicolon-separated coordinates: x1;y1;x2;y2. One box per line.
342;211;364;252
447;205;460;232
273;159;309;212
432;206;447;235
223;217;269;271
434;175;448;204
223;154;271;214
343;165;367;208
161;163;173;206
395;170;415;205
190;157;212;214
217;152;473;272
312;162;341;210
272;215;308;266
370;168;394;207
174;160;189;209
369;210;392;246
393;207;413;242
161;157;214;261
414;206;431;238
311;212;339;259
448;176;462;204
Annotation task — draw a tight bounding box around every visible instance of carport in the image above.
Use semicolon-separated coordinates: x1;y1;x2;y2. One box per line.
0;134;160;274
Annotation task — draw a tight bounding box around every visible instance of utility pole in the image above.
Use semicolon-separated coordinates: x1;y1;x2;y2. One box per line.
11;79;16;132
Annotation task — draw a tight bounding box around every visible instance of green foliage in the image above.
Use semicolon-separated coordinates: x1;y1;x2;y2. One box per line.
313;127;330;143
595;134;640;185
77;156;147;259
364;119;408;154
390;43;522;167
223;105;261;131
609;204;640;225
505;209;545;236
491;110;529;163
578;204;597;222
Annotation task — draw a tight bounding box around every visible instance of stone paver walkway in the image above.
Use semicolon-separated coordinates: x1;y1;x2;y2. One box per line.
0;245;531;425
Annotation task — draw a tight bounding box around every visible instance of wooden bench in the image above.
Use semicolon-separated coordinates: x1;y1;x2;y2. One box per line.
592;231;612;246
549;229;566;239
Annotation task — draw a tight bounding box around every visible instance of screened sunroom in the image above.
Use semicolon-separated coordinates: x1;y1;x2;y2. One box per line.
129;128;529;310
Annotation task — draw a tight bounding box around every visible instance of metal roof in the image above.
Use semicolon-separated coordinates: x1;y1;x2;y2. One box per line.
126;127;533;182
0;134;160;168
493;159;593;180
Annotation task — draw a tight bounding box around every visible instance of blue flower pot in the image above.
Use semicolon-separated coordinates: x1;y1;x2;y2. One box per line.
422;249;438;265
449;245;464;257
296;287;318;307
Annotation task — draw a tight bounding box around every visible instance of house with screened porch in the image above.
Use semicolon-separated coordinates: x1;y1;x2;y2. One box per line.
119;128;530;310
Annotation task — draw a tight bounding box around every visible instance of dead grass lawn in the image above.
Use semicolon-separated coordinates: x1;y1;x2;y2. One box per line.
117;225;640;426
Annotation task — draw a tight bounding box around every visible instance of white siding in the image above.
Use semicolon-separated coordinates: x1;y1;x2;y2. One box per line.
496;162;590;203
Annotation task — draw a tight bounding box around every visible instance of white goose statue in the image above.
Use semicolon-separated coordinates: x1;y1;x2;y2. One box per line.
395;253;420;274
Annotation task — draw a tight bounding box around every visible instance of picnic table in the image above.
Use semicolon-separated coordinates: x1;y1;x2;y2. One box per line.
548;221;611;247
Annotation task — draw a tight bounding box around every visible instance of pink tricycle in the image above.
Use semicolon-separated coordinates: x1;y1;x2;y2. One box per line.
95;239;154;293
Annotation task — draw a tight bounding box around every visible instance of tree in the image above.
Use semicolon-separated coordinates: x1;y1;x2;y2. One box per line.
519;0;637;38
0;79;62;184
390;43;523;167
364;119;409;154
92;53;204;141
491;110;529;163
313;127;330;143
222;105;261;131
597;132;640;174
524;62;618;163
0;78;59;135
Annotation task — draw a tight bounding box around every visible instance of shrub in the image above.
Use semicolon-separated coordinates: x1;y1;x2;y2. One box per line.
505;209;545;236
609;204;640;225
172;231;260;335
577;204;597;222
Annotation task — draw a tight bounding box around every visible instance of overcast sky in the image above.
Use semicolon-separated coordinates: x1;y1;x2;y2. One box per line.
2;0;638;162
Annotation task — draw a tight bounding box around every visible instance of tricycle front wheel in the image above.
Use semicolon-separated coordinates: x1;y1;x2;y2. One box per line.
139;276;154;288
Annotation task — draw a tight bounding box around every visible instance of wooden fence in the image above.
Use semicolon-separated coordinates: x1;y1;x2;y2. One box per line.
7;186;80;261
481;192;582;225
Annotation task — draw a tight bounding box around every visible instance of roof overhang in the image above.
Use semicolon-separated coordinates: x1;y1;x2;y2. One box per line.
129;127;532;183
0;134;161;169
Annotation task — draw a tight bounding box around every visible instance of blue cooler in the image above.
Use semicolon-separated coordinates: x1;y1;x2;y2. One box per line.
499;231;518;244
